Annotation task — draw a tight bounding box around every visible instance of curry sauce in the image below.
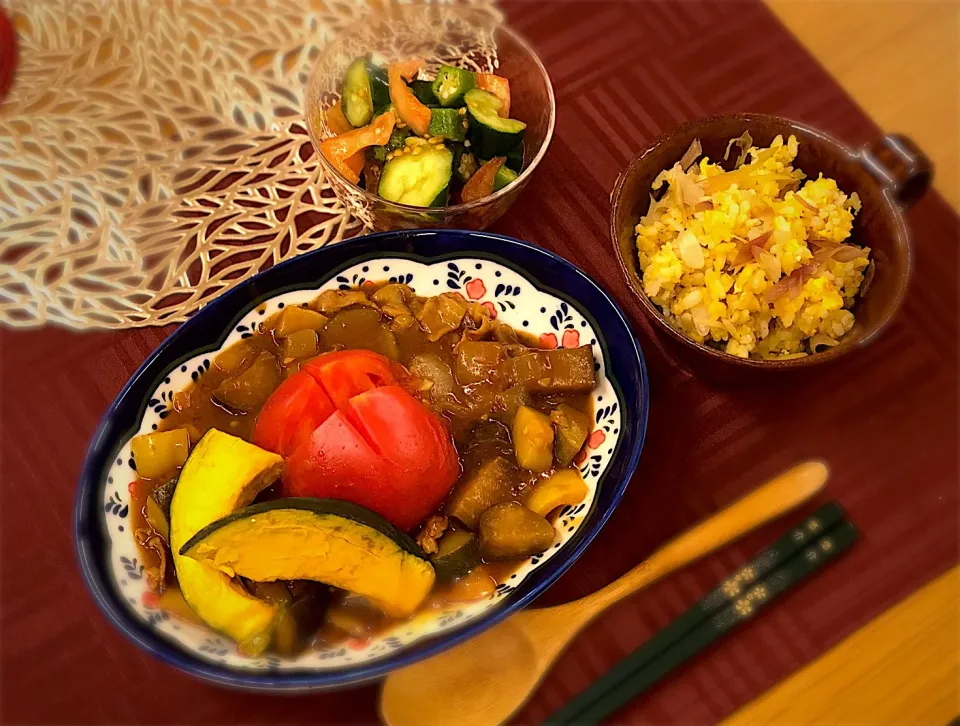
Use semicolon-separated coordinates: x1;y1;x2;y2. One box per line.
129;282;596;653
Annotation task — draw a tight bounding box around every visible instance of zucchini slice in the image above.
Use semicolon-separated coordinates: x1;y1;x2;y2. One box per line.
379;144;453;207
465;89;526;159
169;430;283;655
431;529;480;582
342;58;389;127
180;498;435;618
551;403;590;466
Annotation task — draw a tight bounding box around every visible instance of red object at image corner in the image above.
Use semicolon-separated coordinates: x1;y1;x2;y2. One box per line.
0;7;17;101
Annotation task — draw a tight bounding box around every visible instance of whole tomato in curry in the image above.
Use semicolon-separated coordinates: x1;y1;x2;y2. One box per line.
253;350;460;530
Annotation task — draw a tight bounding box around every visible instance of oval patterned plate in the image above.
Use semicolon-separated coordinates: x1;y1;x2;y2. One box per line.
76;230;649;690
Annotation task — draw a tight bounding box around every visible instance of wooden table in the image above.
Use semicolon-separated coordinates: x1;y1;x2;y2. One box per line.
0;1;957;724
730;3;960;722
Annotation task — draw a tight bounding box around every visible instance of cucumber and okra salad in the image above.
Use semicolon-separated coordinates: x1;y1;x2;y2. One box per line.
319;58;526;207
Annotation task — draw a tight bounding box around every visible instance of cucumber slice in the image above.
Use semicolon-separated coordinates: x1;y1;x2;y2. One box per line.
428;108;467;142
465;89;526;159
368;65;390;115
341;58;389;127
379;144;453;207
506;141;525;173
342;59;374;127
493;163;518;192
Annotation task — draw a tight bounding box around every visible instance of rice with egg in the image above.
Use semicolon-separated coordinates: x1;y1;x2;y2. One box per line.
635;134;870;359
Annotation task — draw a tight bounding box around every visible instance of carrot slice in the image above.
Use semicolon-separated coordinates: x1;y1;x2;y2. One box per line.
461;156;506;203
388;59;432;137
344;151;365;179
475;74;511;118
326;99;353;135
320;112;395;183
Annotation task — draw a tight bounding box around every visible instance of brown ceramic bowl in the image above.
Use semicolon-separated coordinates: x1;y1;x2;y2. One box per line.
610;113;932;378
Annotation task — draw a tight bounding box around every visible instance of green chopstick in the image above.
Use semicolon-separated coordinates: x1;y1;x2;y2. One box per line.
546;502;844;722
547;509;857;725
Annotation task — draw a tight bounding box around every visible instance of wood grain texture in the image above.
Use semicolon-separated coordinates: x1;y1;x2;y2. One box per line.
769;0;960;210
725;567;960;726
380;463;828;726
0;2;957;725
728;5;960;723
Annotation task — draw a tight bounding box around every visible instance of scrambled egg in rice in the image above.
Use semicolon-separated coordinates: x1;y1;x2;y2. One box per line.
635;134;870;359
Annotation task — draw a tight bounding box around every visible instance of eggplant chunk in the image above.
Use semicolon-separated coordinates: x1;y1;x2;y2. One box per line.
271;582;333;656
321;307;400;360
513;405;554;472
499;346;596;394
213;339;259;375
281;329;319;363
478;502;555;561
455;341;505;385
444;456;513;529
491;385;530;425
371;283;415;307
417;293;468;342
551;403;591;466
213;351;280;412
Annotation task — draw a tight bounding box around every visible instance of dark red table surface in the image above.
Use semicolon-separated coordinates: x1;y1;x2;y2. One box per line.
1;1;957;724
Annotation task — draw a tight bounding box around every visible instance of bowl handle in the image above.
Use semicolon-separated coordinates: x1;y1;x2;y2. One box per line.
858;134;933;209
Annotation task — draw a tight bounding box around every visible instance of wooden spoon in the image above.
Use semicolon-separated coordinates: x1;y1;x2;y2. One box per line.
380;461;829;726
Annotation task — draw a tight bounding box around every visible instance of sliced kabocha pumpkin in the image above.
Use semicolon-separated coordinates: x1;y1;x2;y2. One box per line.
169;429;283;655
179;498;436;619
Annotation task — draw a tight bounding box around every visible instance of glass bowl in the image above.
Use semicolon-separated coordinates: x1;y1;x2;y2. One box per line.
304;4;555;231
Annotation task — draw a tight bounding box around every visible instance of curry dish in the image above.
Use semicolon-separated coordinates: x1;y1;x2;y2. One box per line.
128;283;597;656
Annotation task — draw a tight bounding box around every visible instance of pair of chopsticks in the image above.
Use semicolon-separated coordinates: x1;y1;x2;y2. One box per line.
546;502;858;725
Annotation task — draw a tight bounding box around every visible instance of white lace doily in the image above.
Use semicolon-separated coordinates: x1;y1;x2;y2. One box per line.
0;0;496;328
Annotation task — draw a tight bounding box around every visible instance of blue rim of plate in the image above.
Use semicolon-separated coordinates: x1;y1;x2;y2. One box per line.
74;229;649;691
